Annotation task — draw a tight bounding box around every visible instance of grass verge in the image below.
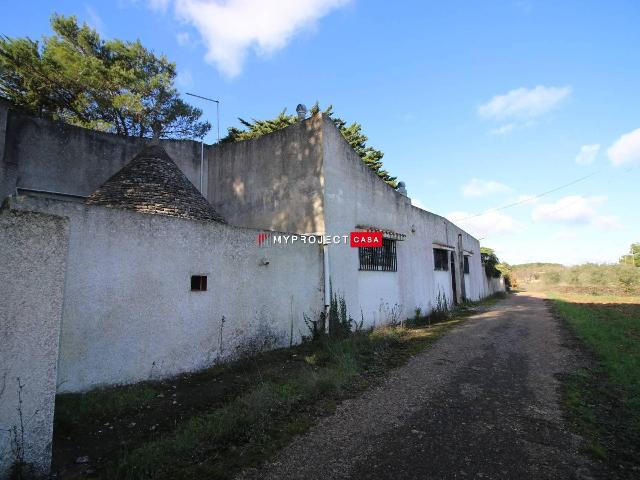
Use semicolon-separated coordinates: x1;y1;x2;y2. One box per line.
53;295;502;479
550;293;640;473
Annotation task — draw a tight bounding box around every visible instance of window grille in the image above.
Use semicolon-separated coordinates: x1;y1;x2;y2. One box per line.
359;238;397;272
433;248;449;271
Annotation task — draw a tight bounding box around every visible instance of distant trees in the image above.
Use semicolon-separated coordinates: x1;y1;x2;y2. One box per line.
0;14;209;139
222;103;398;188
619;243;640;267
510;262;639;295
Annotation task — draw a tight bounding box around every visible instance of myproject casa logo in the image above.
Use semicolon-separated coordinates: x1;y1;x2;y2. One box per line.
257;231;383;247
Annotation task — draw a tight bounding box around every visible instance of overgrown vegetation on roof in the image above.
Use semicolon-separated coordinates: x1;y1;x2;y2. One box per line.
222;103;398;188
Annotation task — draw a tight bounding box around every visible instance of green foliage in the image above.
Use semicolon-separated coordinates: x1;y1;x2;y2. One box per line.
0;14;209;139
617;266;639;294
544;271;562;285
480;247;502;278
619;242;640;267
221;102;398;188
512;262;640;296
328;289;357;337
55;385;158;435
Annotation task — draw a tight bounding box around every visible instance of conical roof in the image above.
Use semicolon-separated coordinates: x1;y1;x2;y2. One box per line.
86;145;225;223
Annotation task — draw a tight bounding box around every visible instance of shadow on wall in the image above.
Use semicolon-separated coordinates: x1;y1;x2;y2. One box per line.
207;116;325;234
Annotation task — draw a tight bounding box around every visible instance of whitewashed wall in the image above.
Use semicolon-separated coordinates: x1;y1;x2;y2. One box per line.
320;116;489;326
12;196;323;393
0;207;68;478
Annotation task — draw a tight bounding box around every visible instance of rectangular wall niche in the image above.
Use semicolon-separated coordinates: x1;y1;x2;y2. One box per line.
191;275;207;291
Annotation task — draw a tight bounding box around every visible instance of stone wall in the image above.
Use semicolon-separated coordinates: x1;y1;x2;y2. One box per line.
0;206;68;478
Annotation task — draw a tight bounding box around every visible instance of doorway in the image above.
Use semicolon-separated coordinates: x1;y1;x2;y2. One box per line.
450;251;458;305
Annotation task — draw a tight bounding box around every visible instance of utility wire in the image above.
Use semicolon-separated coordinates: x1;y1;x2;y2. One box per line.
456;171;601;222
473;165;637;242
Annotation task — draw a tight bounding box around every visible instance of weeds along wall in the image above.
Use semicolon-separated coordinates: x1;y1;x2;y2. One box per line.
10;196;324;393
0;207;68;478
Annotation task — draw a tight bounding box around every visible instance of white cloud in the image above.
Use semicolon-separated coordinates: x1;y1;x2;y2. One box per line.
575;144;600;166
148;0;171;11
551;230;578;242
176;69;193;87
478;85;571;121
176;31;192;46
607;128;640;166
489;123;515;135
447;210;520;239
591;215;623;230
164;0;350;77
462;178;513;197
532;195;607;224
84;5;105;34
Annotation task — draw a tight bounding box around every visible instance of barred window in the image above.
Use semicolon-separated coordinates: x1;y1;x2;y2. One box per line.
464;256;470;274
359;238;397;272
433;248;449;271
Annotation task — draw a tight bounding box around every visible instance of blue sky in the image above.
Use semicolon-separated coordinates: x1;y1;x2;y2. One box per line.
3;0;639;265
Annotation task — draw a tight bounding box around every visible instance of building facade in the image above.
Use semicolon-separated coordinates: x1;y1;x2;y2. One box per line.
0;102;503;477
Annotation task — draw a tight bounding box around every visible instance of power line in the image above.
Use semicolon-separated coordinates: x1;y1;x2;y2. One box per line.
473;165;638;242
456;171;601;222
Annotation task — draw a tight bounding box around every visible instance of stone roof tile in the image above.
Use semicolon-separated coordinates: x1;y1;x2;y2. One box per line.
86;145;225;223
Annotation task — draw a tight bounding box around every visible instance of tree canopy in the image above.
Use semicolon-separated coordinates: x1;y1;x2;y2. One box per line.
0;14;209;139
480;247;502;278
222;103;398;188
481;246;514;288
619;242;640;267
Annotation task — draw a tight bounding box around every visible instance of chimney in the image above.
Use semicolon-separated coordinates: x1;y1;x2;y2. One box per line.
296;104;307;121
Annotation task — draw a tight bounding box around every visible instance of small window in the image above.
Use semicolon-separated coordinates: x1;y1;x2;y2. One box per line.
191;275;207;291
463;256;470;274
433;249;449;271
359;238;397;272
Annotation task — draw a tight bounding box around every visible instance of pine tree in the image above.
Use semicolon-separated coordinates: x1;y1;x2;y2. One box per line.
222;102;398;188
0;14;209;139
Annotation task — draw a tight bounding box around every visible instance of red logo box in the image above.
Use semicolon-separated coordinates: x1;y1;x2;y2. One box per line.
256;233;270;246
350;231;382;248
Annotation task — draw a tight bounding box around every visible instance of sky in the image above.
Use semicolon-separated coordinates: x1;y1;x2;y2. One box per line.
2;0;639;265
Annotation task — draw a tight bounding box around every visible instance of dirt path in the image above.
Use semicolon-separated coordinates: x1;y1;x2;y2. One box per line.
239;293;602;480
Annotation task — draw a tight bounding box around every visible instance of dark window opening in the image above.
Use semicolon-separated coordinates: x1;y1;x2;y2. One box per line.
464;256;470;274
433;248;449;271
359;238;397;272
191;275;207;291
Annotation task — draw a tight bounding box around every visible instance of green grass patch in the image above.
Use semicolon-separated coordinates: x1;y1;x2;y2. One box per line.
552;295;640;469
55;385;159;435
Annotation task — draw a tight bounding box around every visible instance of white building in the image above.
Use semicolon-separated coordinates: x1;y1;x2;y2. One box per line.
0;104;503;477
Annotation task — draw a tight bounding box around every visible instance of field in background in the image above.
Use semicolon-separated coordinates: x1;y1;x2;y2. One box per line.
516;263;640;475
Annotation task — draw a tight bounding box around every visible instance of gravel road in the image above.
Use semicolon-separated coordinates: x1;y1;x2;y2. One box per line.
239;293;602;480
